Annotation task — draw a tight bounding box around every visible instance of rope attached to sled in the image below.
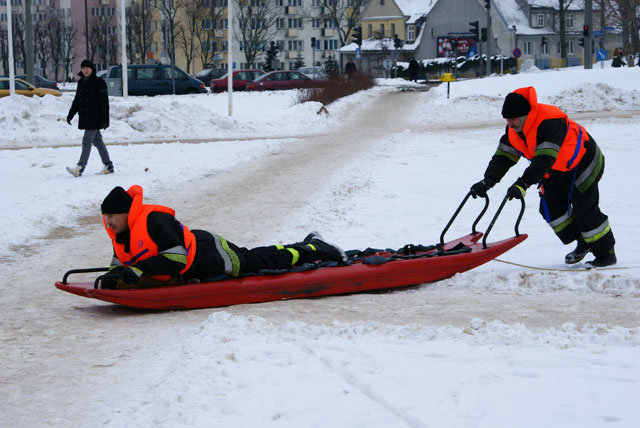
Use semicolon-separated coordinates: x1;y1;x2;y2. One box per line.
492;258;634;272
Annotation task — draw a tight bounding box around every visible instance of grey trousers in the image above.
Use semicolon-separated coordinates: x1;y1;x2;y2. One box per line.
79;129;112;167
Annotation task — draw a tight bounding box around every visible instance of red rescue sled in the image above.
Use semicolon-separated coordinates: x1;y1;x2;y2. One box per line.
56;194;527;310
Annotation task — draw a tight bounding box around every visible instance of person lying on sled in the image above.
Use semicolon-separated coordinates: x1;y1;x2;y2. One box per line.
99;185;346;289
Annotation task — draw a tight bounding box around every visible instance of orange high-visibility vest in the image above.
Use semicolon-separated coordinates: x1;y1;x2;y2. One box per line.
507;86;588;172
103;185;196;281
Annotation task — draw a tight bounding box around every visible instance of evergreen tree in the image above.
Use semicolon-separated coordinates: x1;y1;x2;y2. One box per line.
294;52;305;69
324;56;339;77
263;41;280;72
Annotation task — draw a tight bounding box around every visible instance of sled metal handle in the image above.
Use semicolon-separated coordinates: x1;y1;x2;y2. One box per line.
62;267;109;284
481;195;525;249
439;192;489;246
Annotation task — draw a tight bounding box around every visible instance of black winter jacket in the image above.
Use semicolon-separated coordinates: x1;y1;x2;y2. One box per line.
68;66;109;130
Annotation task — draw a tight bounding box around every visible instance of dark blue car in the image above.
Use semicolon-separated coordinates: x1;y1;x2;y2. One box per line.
105;64;207;96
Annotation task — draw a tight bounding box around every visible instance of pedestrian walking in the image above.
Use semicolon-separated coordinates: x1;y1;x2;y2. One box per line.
66;59;114;177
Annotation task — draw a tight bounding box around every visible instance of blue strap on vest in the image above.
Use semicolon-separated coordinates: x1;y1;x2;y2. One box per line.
125;248;149;265
565;125;583;216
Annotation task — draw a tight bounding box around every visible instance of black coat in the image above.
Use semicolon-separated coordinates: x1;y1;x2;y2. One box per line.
68;67;109;130
408;60;420;75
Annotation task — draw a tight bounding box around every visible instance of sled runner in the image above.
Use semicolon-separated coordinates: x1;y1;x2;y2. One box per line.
55;194;527;310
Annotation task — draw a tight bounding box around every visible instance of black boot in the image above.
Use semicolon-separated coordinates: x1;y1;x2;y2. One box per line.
585;247;617;269
292;232;346;264
565;238;589;265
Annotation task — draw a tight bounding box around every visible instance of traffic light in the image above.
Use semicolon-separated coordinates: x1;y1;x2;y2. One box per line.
352;27;362;46
484;0;490;10
583;25;589;36
469;21;479;40
393;34;403;49
578;38;584;47
451;37;459;50
481;28;487;42
541;36;547;46
311;37;316;48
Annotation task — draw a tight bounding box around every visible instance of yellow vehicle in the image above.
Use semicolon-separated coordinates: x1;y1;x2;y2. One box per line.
0;77;62;98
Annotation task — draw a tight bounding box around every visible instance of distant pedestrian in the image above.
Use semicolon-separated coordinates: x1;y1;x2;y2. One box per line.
345;58;357;76
408;57;420;82
66;59;114;177
611;48;626;68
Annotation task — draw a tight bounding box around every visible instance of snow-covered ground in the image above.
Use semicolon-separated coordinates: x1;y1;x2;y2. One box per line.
1;62;640;428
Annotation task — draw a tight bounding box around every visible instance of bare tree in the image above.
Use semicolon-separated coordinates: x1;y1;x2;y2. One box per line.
235;0;280;68
175;0;204;74
195;0;226;69
159;0;179;65
610;0;640;55
34;20;53;77
321;0;365;49
126;0;154;63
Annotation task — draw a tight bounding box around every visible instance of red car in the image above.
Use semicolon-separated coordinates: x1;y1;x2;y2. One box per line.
245;70;330;91
210;69;265;92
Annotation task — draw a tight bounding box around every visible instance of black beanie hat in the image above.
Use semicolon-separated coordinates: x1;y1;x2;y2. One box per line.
501;92;531;118
101;186;133;214
80;59;94;69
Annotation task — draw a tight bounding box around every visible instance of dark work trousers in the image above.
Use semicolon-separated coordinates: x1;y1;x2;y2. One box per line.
79;129;112;167
538;138;615;257
186;230;295;281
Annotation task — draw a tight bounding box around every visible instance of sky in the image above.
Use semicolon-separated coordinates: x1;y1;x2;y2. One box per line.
1;62;639;428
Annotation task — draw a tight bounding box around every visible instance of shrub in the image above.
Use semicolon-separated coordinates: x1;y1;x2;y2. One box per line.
295;72;376;106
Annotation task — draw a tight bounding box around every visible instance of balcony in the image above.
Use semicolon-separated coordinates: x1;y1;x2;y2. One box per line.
287;28;298;37
285;6;297;14
288;50;301;59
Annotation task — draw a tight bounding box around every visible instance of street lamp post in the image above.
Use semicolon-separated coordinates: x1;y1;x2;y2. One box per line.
85;0;89;58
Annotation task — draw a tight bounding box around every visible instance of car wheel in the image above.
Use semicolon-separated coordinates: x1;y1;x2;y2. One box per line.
185;88;198;95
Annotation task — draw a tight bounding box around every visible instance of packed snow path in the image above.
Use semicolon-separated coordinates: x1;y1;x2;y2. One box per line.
2;79;639;427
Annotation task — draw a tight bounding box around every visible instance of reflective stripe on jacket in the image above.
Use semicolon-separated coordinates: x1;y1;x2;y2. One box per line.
103;185;196;281
507;86;588;172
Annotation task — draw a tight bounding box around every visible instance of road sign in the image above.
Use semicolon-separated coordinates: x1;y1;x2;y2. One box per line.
597;49;607;61
512;48;522;58
383;58;392;70
603;26;615;31
356;47;361;60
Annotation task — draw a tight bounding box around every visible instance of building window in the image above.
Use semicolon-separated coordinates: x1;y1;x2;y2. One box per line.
275;0;283;5
367;24;372;37
408;25;414;41
568;40;574;54
288;18;302;28
536;14;544;27
391;23;395;36
287;0;301;5
323;19;334;28
276;18;285;29
524;41;531;55
312;18;320;28
379;23;384;36
566;14;574;29
541;42;548;54
556;42;561;55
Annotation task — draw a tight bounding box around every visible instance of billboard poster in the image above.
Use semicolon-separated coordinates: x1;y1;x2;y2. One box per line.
437;37;477;57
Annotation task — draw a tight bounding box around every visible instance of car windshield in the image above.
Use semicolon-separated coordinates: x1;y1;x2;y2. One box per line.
196;69;212;76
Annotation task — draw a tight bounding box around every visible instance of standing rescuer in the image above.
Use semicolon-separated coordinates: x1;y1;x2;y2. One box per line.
469;86;616;268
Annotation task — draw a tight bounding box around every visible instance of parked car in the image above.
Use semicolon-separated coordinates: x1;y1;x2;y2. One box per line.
15;73;59;89
297;66;328;80
104;64;207;96
245;70;330;91
210;69;265;93
194;68;226;87
0;77;62;98
96;70;107;79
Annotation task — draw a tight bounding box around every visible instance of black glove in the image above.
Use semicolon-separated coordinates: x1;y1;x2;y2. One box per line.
507;179;527;200
100;267;123;289
102;122;109;130
469;179;494;199
100;266;140;289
